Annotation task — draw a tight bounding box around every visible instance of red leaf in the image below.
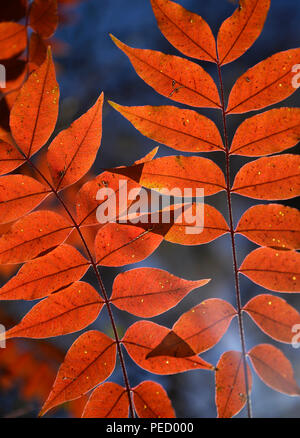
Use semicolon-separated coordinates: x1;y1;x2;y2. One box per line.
111;267;210;317
0;174;50;224
232;154;300;200
230;108;300;156
10;49;59;158
133;381;175;418
244;294;300;343
47;93;103;190
0;141;25;176
0;210;72;264
29;0;58;39
236;204;300;250
122;321;214;375
40;330;117;416
3;282;103;339
216;351;252;418
109;102;224;152
150;0;217;63
248;344;300;395
227;49;300;113
110;35;221;109
29;32;47;67
239;247;300;292
147;299;236;358
82;383;129;418
0;23;26;59
0;244;89;300
217;0;270;65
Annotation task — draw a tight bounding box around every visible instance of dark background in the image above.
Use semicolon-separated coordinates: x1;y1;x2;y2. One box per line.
1;0;300;418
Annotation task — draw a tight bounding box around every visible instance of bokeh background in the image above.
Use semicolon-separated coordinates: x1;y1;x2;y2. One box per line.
0;0;300;418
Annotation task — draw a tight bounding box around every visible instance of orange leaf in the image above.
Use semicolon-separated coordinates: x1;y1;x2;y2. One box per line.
10;49;59;157
134;147;159;164
244;294;300;343
0;210;72;264
40;330;117;416
230;108;300;156
133;381;175;418
122;321;214;375
217;0;270;65
47;93;103;190
0;244;89;300
248;344;300;395
0;141;25;176
111;267;210;317
29;0;58;39
111;35;221;109
239;247;300;292
109;102;224;152
3;282;103;340
227;49;300;113
216;351;252;418
29;32;47;67
236;204;300;250
0;174;51;224
150;0;217;63
232;154;300;200
111;155;226;196
82;383;129;418
147;299;236;358
0;22;26;59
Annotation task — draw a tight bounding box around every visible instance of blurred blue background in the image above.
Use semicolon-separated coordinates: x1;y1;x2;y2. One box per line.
1;0;300;418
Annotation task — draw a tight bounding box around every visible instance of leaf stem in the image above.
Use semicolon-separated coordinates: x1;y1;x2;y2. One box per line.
216;60;252;418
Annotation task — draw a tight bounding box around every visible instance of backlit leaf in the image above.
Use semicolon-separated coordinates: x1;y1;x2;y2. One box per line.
227;49;300;113
248;344;300;395
122;321;214;375
244;294;300;343
0;141;25;176
239;247;300;292
0;23;26;59
0;244;89;300
47;93;103;190
111;35;221;109
236;204;300;250
230;108;300;156
150;0;217;63
82;383;129;418
232;154;300;200
29;0;58;39
111;267;210;317
109;102;224;152
10;49;59;157
40;330;117;416
0;175;50;224
218;0;270;65
133;381;175;418
216;351;252;418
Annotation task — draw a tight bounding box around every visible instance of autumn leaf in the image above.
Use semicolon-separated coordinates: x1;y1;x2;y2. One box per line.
232;154;300;200
0;22;27;59
230;108;300;156
82;383;129;418
215;351;252;418
47;93;103;190
0;141;25;176
10;49;59;158
0;244;90;300
111;267;210;317
29;0;58;39
218;0;270;65
40;331;117;416
109;102;224;153
243;294;300;343
236;204;300;250
133;381;175;418
122;321;214;375
110;35;221;109
248;344;300;395
29;32;47;67
150;0;217;63
227;49;300;113
239;247;300;292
